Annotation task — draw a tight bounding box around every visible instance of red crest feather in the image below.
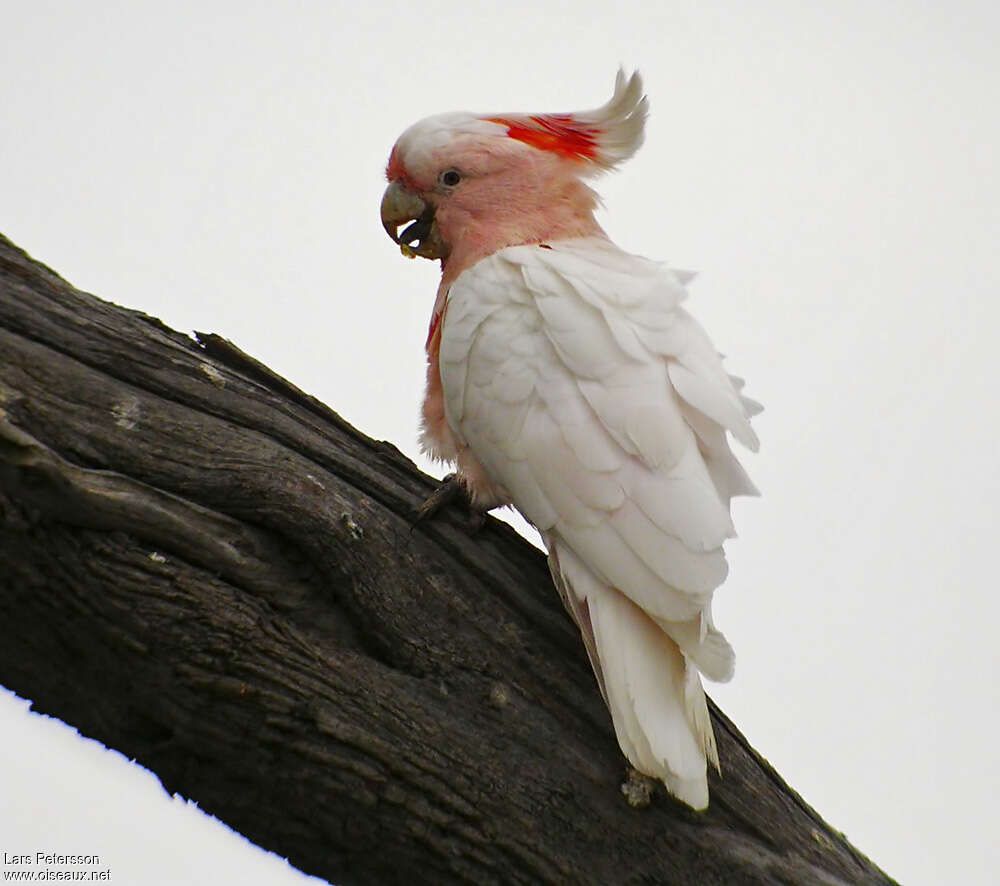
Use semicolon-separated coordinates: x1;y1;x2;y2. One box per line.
487;70;648;172
487;115;600;162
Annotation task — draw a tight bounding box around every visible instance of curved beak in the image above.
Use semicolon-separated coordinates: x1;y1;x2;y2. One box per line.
380;181;448;260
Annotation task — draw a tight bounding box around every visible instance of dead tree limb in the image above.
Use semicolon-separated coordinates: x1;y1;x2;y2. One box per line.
0;234;894;885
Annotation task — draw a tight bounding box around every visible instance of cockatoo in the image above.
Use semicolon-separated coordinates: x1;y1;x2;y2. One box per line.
380;71;759;810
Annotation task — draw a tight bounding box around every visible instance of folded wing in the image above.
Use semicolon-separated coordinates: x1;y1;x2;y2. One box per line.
439;237;759;807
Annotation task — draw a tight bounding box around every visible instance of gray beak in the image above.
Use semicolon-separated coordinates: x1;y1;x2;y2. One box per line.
380;181;448;260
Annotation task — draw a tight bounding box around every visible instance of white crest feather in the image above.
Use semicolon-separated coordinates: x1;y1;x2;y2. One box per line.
390;70;648;181
574;68;649;170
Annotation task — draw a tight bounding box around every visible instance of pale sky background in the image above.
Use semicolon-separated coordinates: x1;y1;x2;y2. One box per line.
2;1;999;884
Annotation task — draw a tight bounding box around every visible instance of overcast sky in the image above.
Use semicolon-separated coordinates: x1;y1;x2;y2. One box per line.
2;2;999;884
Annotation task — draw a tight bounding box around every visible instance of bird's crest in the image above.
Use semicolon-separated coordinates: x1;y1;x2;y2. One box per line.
487;70;648;172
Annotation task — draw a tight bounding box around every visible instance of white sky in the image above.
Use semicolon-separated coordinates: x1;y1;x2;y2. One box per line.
2;1;999;884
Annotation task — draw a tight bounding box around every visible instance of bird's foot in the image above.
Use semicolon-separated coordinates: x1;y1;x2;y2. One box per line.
412;474;486;534
621;767;656;809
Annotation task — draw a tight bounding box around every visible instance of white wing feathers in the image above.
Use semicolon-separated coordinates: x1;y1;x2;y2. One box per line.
438;237;758;809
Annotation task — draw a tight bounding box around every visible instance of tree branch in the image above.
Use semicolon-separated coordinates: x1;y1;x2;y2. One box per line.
0;234;895;885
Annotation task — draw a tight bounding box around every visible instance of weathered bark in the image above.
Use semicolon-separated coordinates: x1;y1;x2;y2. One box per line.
0;234;894;885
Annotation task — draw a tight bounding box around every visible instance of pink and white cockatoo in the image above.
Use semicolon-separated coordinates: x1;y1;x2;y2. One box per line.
380;71;759;810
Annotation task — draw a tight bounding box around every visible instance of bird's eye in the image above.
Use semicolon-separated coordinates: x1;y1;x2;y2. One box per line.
439;169;461;188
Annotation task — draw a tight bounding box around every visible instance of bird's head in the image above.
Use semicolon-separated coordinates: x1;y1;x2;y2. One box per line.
381;71;648;278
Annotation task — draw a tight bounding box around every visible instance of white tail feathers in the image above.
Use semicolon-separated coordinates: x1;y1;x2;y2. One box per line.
548;537;720;810
657;610;735;683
